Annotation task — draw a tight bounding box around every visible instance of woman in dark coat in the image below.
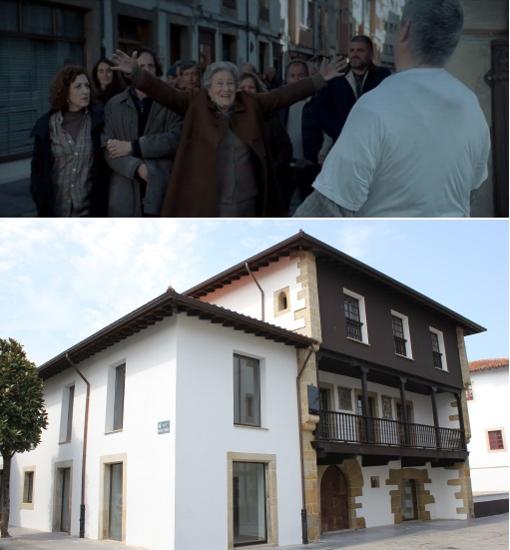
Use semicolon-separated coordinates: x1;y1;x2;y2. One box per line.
30;66;109;216
91;58;126;106
112;50;347;217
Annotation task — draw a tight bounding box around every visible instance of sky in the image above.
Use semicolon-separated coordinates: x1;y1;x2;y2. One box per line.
0;219;507;366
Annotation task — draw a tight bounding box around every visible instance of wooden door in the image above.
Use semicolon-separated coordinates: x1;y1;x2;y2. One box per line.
320;466;349;532
401;479;418;521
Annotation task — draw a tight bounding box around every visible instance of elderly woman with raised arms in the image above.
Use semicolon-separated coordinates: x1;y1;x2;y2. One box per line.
112;50;347;217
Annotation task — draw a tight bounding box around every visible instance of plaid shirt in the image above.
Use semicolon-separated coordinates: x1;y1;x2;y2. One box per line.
49;110;93;216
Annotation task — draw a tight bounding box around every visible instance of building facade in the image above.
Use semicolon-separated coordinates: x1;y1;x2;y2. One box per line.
466;358;509;516
187;232;483;542
1;291;313;550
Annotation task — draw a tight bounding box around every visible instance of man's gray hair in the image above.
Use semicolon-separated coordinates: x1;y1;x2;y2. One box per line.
401;0;464;67
202;61;239;89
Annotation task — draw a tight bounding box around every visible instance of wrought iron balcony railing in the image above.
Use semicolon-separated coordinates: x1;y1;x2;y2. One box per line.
316;410;465;451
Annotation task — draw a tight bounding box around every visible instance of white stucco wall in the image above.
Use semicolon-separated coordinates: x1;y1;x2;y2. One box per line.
6;318;178;550
4;310;304;550
173;314;303;550
358;459;396;527
202;256;306;332
467;367;509;494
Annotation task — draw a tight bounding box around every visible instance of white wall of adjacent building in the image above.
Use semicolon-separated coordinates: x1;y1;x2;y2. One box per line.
467;367;509;495
202;256;306;332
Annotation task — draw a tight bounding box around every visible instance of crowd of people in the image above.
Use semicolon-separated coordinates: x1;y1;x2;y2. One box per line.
30;0;490;218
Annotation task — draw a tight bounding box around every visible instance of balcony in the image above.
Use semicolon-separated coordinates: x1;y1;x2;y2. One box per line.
314;410;467;466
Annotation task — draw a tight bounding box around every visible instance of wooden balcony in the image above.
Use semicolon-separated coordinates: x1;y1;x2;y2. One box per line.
314;410;468;466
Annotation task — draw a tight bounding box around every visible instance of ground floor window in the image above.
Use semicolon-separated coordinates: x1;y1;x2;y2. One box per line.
99;454;126;542
228;452;277;549
233;462;267;546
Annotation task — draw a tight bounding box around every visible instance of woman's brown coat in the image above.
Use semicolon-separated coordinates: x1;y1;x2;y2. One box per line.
130;67;326;217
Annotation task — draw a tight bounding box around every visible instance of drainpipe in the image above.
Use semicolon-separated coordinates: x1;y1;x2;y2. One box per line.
245;262;265;321
66;353;90;539
296;343;319;544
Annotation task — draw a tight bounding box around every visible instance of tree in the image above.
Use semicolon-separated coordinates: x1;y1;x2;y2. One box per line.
0;338;48;537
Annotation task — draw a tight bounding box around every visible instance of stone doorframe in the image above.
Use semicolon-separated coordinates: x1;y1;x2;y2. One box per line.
318;458;366;531
386;467;435;524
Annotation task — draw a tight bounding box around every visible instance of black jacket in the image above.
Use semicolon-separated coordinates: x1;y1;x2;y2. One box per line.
30;105;109;216
318;64;391;141
279;94;324;165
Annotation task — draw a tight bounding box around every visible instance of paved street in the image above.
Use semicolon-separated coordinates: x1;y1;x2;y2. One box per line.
0;179;36;217
0;514;507;550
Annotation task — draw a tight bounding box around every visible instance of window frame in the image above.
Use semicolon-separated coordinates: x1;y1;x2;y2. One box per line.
487;428;506;452
105;361;126;434
273;286;290;317
21;466;35;509
343;288;369;344
59;383;75;443
391;310;413;359
429;327;448;371
337;386;353;412
233;354;262;428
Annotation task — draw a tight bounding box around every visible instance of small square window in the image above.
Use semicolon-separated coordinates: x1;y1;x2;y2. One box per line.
370;476;380;488
337;387;352;411
273;287;290;316
488;430;505;451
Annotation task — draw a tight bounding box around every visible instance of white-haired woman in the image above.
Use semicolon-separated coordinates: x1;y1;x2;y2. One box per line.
112;51;347;217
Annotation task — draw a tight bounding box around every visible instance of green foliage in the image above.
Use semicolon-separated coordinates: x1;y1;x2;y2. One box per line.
0;338;48;457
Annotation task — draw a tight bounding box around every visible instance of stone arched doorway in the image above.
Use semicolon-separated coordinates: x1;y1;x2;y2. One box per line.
320;465;349;532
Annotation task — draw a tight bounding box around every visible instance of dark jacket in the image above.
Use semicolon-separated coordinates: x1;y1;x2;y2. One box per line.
129;67;326;217
102;88;182;216
318;64;391;141
30;105;109;216
279;94;324;165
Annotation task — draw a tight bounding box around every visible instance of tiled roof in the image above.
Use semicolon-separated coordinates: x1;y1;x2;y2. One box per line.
38;288;316;380
469;358;509;372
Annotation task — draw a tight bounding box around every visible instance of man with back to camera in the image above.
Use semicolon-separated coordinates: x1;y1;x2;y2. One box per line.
319;35;391;142
295;0;491;218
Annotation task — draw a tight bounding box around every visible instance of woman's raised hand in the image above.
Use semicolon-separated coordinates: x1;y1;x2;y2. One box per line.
111;49;139;75
319;56;349;82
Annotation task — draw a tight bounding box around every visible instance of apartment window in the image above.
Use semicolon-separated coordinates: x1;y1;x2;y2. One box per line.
118;14;152;54
343;289;368;343
430;328;448;371
59;384;75;443
488;429;505;451
259;0;270;22
234;355;261;426
337;387;353;411
113;365;126;431
23;470;34;504
300;0;313;28
391;310;412;358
